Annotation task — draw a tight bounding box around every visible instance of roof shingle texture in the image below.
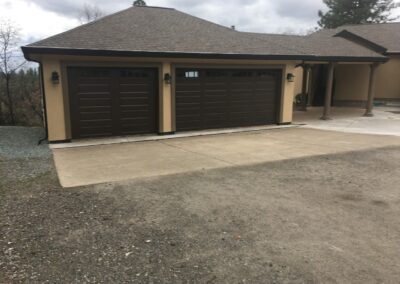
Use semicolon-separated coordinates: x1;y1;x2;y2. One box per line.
27;6;385;60
313;22;400;53
331;22;400;53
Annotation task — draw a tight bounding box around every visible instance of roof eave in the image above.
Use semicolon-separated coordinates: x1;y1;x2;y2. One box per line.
21;46;388;63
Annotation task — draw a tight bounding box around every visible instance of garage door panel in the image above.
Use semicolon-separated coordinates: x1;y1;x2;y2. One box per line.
78;98;113;107
79;126;113;138
119;85;151;93
79;111;112;120
69;67;157;139
175;68;280;131
79;119;113;127
76;92;111;100
119;97;151;105
77;85;111;94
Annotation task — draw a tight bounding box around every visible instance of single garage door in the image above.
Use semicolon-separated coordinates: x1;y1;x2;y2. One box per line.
175;68;281;131
68;67;157;139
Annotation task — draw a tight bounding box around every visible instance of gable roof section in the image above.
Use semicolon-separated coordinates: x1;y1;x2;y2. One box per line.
341;22;400;54
314;22;400;54
22;6;386;62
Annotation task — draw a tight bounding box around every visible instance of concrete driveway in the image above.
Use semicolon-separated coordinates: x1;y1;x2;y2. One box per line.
53;127;400;187
294;106;400;136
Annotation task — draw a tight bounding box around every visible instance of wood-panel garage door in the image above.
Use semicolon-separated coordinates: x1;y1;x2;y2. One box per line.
68;67;157;139
175;68;281;131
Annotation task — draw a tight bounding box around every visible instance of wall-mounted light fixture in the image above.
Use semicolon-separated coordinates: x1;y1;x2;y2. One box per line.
164;73;172;84
286;73;295;82
51;71;60;84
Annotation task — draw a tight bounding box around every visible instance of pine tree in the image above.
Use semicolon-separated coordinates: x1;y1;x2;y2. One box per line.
133;0;146;7
318;0;399;28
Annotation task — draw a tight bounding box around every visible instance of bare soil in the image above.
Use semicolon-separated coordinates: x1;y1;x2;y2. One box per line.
1;127;400;283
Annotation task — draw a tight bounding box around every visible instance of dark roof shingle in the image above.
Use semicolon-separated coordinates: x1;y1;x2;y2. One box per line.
23;6;386;61
312;22;400;54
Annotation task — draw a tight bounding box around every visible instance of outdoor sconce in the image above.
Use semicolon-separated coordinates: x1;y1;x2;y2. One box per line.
286;73;295;82
51;71;60;84
164;73;172;84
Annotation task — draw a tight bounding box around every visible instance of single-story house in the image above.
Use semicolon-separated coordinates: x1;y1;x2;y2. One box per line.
22;6;391;143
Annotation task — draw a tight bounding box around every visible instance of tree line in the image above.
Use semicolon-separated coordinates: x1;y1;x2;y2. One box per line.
0;68;42;126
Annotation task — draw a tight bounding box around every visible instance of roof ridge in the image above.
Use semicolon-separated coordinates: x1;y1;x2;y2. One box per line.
242;31;305;37
172;9;235;32
27;6;135;47
134;6;174;10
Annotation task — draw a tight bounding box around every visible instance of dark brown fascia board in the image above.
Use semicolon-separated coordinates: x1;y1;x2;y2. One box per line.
335;30;388;54
21;46;388;63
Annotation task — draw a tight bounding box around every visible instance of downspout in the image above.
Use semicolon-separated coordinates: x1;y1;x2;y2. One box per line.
38;62;49;145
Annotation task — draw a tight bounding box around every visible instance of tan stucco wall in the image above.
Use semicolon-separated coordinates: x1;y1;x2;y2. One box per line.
293;66;304;98
37;54;299;141
334;64;370;101
161;62;172;132
334;57;400;102
41;58;67;141
375;56;400;99
281;64;296;123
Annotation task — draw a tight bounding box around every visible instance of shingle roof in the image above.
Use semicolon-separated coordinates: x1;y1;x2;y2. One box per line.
313;22;400;54
22;6;386;62
247;31;384;59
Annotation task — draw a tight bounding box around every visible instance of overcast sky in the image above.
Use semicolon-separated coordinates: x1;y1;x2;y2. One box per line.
1;0;400;46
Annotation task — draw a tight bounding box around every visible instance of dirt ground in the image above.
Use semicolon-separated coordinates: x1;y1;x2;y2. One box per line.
1;127;400;283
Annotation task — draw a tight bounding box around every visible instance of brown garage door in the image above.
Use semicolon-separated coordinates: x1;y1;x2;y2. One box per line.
175;68;281;131
68;67;157;139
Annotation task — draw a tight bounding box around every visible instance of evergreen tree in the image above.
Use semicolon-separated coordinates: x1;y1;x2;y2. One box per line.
318;0;399;28
133;0;146;7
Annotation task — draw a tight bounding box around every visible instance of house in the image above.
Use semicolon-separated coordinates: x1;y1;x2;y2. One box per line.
22;6;388;143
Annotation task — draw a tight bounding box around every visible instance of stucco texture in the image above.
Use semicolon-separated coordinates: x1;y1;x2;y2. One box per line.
39;55;298;141
334;56;400;103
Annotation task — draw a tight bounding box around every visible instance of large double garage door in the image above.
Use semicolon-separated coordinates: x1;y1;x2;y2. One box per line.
175;68;281;131
68;67;281;139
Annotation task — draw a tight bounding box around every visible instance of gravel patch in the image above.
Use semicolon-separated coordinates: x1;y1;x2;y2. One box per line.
1;127;400;283
0;126;50;159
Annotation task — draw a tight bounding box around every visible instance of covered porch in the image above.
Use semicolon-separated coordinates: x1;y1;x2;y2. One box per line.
294;61;381;119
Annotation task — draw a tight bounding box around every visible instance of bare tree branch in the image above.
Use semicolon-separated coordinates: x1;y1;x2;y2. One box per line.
79;4;105;24
0;20;24;125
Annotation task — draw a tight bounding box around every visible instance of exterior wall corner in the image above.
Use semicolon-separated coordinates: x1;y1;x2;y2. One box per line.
41;58;68;142
279;64;295;124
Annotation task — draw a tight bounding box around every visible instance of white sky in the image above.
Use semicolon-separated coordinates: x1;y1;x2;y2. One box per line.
1;0;400;47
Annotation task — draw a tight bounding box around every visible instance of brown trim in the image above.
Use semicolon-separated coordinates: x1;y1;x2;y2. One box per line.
49;139;72;144
38;63;49;143
22;46;388;63
171;65;177;132
279;66;287;124
278;122;291;125
158;67;164;133
158;131;175;135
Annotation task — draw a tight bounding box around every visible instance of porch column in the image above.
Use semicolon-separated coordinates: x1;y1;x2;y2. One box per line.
300;64;310;111
364;63;379;117
320;62;335;120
